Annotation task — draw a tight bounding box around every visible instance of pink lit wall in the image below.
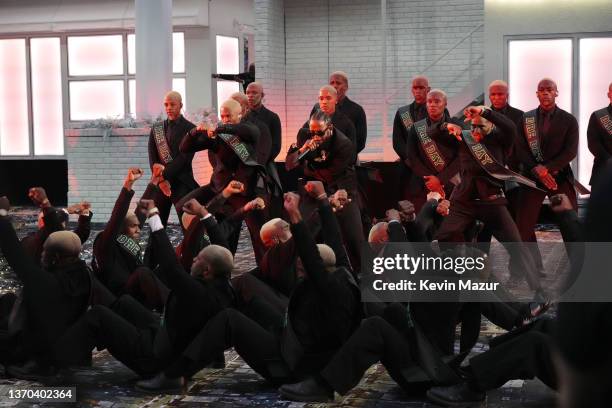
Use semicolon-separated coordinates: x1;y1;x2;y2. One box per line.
68;35;123;76
0;39;29;155
215;35;239;117
69;80;124;120
31;37;64;155
578;37;612;187
508;39;573;113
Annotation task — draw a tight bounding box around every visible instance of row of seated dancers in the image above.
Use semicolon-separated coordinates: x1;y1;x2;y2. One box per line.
0;156;610;407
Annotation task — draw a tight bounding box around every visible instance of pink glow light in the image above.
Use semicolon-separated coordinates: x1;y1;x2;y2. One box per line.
68;35;123;76
578;37;612;188
31;37;64;155
508;39;573;112
0;39;29;155
69;80;124;121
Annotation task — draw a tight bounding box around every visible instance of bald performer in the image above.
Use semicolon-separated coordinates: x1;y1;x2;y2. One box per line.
180;98;268;263
246;82;283;161
587;82;612;188
146;91;198;226
514;78;579;259
403;89;461;212
482;80;544;279
0;200;94;377
93;168;169;310
305;85;357;152
310;72;367;153
393;76;433;201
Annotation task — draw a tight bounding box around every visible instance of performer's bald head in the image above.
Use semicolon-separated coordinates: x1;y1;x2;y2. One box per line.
536;78;558;110
164;91;183;120
246;82;264;110
317;244;336;270
368;222;389;244
260;218;291;248
470;115;493;142
608;82;612;103
220;99;242;124
329;71;349;101
164;91;182;103
191;244;234;280
488;80;509;110
230;92;249;115
426;89;447;121
537;78;558;92
412;76;431;104
318;85;338;115
42;230;82;267
121;212;141;240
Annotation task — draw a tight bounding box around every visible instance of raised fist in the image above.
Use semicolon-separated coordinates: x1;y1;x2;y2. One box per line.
127;167;144;181
463;106;484;121
223;180;245;197
398;200;415;222
182;198;206;216
244;197;266;212
283;192;301;215
305;181;326;199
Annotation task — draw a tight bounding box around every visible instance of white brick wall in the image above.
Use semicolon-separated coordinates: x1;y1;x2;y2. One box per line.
256;0;484;161
66;128;211;223
254;0;287;158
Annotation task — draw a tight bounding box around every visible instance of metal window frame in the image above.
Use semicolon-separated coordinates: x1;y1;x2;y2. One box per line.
0;29;186;159
503;31;612;186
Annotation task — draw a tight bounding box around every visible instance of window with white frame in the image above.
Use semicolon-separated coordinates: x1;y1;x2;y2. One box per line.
0;32;185;157
507;35;612;187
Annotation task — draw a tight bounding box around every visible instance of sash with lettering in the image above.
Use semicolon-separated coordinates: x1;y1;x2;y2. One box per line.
216;132;264;169
152;121;173;165
595;107;612;137
522;110;545;163
413;119;447;173
398;105;415;132
116;234;143;264
461;130;539;190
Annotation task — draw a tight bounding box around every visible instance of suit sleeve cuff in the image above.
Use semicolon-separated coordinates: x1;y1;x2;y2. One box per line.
147;214;164;232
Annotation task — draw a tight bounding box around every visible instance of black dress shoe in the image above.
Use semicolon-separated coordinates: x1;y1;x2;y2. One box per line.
6;360;61;384
136;373;183;393
279;377;334;402
426;382;485;407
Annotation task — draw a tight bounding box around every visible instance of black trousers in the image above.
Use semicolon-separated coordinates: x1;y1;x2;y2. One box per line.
125;266;169;311
320;316;418;395
470;320;557;391
54;295;159;376
231;273;288;316
476;187;544;275
515;179;577;244
335;200;365;276
165;309;291;385
435;200;540;291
